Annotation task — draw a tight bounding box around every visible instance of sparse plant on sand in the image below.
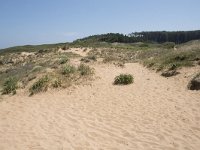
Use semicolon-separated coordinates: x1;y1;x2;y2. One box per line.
52;78;62;88
78;64;93;76
2;77;18;95
81;55;97;63
114;74;133;85
103;55;116;63
59;56;69;64
29;75;49;95
61;65;76;76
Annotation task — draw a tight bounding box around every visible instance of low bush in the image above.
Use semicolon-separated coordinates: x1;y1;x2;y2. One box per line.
142;49;199;71
59;56;69;64
81;55;97;63
2;77;18;95
114;74;134;85
52;78;62;88
78;64;93;76
61;65;76;76
29;75;49;95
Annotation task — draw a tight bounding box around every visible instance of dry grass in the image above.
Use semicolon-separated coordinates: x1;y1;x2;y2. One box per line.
78;64;94;76
88;41;200;71
0;48;92;95
2;77;18;95
29;75;49;95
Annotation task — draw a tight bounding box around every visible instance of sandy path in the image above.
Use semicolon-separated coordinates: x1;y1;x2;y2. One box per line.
0;63;200;150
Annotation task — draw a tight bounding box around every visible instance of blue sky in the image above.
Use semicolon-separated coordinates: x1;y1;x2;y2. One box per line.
0;0;200;48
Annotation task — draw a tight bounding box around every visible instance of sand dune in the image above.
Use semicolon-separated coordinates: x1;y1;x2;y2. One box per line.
0;62;200;150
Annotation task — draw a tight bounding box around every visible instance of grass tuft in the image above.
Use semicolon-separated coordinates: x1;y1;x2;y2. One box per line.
2;77;18;95
78;64;93;76
59;56;69;64
114;74;134;85
29;75;49;95
52;78;62;88
81;55;97;63
103;56;116;63
61;65;76;76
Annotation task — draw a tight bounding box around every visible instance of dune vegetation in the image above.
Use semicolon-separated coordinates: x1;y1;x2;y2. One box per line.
0;32;200;95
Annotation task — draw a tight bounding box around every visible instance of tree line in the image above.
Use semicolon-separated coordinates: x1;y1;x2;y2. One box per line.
75;30;200;44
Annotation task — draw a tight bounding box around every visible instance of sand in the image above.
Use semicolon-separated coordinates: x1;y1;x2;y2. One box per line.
0;56;200;149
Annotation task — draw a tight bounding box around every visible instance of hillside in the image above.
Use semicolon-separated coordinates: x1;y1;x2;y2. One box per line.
0;43;67;54
0;40;200;93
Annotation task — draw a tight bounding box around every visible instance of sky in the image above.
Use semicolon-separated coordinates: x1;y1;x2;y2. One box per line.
0;0;200;49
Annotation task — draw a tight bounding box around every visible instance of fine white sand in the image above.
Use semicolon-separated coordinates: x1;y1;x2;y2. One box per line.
0;57;200;150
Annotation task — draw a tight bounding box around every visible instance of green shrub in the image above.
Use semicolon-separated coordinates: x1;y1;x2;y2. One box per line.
61;65;76;75
59;56;69;64
29;75;49;95
2;77;18;95
114;74;134;85
81;55;97;63
142;49;199;70
160;52;195;69
52;78;62;88
78;64;93;76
